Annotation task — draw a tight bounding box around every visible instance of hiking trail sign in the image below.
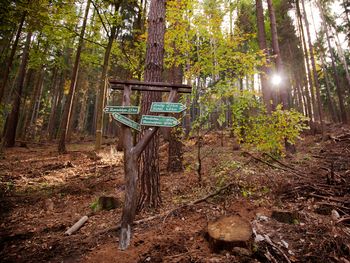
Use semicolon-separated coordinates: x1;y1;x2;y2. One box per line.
150;102;186;113
112;113;141;131
105;79;192;251
140;115;179;127
104;105;139;114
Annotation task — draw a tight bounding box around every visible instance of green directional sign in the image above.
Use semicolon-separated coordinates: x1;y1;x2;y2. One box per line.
104;105;139;114
112;113;141;131
150;102;186;113
140;115;180;127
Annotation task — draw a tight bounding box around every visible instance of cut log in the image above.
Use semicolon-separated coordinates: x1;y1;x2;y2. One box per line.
207;216;252;252
65;216;88;235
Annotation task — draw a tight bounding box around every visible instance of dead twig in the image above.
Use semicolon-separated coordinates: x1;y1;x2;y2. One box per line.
263;152;304;175
243;152;304;179
336;217;350;224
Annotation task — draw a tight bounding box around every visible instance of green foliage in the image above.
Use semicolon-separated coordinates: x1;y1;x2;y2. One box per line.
90;198;100;212
193;80;309;156
233;103;309;155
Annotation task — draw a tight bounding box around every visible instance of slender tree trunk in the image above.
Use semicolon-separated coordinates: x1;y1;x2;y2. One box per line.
167;65;184;172
48;71;65;140
301;0;324;135
21;68;44;141
58;0;90;153
0;12;26;104
318;0;348;123
46;67;59;138
256;0;272;111
138;0;166;209
266;0;288;108
322;60;338;123
95;25;118;150
3;30;32;147
332;27;350;93
296;0;316;125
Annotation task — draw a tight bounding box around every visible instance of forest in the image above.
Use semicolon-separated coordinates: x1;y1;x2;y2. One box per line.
0;0;350;262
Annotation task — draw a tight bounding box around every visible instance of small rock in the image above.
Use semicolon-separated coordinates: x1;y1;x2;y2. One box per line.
331;210;340;220
254;234;264;242
175;227;182;232
257;215;269;221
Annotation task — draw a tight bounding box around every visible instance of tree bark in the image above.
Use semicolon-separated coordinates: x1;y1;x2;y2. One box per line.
266;0;288;108
301;0;324;135
318;0;348;123
138;0;166;209
95;25;118;150
0;12;26;104
3;30;32;147
167;65;184;172
256;0;272;112
296;0;315;126
58;0;91;153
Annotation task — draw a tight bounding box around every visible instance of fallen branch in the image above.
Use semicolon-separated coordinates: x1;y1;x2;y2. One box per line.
243;151;304;179
65;216;89;235
263;234;291;263
308;193;345;203
263;152;304;176
337;217;350;224
96;159;252;236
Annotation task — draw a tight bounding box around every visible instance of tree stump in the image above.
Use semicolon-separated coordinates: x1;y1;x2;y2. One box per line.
207;216;252;252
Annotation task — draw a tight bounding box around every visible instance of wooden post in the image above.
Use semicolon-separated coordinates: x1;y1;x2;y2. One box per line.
105;80;191;250
118;86;179;250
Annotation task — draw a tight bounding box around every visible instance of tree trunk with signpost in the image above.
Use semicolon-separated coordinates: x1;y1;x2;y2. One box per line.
138;0;166;209
167;65;184;172
108;80;191;250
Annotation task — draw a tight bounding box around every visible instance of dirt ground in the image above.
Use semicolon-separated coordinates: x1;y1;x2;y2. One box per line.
1;126;350;263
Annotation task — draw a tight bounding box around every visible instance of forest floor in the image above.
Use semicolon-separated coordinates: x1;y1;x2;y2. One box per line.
1;125;350;263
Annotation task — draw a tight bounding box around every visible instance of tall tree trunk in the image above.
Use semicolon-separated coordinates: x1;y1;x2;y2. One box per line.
95;25;118;150
167;65;184;172
318;0;348;123
0;12;26;104
138;0;166;209
266;0;288;108
296;0;316;125
48;71;65;140
256;0;272;112
46;68;59;138
58;0;91;153
322;59;338;123
3;30;32;147
21;68;44;141
301;0;324;135
332;27;350;93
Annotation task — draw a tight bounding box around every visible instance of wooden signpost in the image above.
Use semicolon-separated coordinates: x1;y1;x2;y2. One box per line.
105;79;191;250
150;102;186;113
140;115;180;127
104;105;139;114
112;113;141;131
